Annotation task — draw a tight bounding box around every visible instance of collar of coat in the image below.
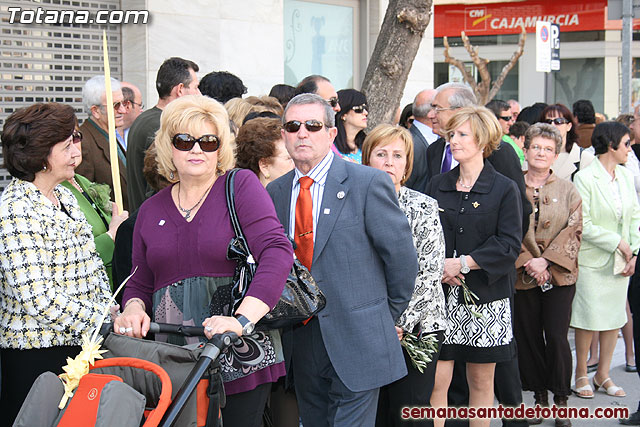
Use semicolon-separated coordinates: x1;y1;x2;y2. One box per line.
437;160;497;194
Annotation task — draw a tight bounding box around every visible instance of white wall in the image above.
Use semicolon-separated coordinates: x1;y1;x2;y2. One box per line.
122;0;433;109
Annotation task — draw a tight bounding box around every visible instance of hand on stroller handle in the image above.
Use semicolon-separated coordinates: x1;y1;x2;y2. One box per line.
101;322;239;346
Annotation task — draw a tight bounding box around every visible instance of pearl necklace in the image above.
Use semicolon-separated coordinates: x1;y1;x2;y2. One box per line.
458;178;474;189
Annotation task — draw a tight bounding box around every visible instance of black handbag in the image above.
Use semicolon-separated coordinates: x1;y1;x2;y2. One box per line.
224;169;326;329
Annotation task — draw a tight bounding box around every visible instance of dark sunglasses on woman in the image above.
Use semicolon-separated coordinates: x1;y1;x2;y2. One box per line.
172;133;221;152
71;130;82;144
283;120;326;133
351;104;368;114
545;117;569;125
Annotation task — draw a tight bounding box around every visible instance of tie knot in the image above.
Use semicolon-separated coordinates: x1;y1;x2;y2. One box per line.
299;176;314;190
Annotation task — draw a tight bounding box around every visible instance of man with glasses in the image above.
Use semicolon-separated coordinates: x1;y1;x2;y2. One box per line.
117;82;144;148
267;93;417;427
126;57;200;211
486;99;524;167
77;75;130;210
295;75;341;113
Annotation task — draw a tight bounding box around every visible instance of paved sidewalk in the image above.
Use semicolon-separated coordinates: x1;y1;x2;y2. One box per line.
495;330;639;426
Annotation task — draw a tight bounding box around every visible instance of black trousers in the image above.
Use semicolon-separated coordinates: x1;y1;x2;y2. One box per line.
513;285;575;396
0;345;81;427
222;382;271;427
376;330;444;427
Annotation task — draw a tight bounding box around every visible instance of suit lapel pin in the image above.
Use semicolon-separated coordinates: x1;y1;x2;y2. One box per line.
337;191;345;199
472;201;480;208
323;208;331;214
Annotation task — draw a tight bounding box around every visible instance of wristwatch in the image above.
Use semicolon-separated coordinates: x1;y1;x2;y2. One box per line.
459;255;470;274
234;314;255;336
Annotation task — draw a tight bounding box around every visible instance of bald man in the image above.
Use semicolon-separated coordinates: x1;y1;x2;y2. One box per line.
118;81;143;147
405;89;438;193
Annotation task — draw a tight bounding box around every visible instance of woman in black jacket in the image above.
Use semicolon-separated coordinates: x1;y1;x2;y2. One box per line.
427;106;523;427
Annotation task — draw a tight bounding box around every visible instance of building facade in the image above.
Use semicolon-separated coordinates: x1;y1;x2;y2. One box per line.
433;0;640;119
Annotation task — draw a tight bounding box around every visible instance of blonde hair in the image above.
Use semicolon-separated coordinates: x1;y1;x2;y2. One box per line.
444;106;502;158
362;124;414;186
155;94;234;183
225;97;253;126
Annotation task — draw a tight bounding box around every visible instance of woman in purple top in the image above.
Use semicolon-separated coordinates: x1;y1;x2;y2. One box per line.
114;95;294;426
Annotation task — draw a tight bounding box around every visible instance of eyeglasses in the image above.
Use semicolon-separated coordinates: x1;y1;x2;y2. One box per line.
351;104;368;114
70;130;82;144
326;97;339;108
430;104;458;114
498;115;513;122
122;100;144;110
283;120;326;133
172;133;221;152
622;138;632;148
545;117;569;125
528;145;555;154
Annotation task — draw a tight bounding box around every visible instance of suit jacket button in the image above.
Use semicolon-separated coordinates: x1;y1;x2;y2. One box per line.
459;207;465;214
458;227;464;233
463;194;470;200
542;220;551;229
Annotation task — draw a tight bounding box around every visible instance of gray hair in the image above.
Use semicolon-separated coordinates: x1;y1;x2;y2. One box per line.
524;123;563;153
435;82;477;108
283;93;335;128
413;100;431;118
82;75;121;113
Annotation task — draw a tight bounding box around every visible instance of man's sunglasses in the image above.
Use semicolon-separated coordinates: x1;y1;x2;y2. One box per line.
71;130;82;144
498;115;513;122
352;104;368;114
283;120;326;133
545;117;569;125
326;97;339;108
172;133;221;152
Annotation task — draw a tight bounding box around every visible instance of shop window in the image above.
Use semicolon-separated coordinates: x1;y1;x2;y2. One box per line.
553;58;604;113
434;60;518;103
283;0;358;90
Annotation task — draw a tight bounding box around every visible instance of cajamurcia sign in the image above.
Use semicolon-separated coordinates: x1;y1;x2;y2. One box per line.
434;0;607;37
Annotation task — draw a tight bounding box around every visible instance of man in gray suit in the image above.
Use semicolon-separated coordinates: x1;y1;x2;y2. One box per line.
405;89;437;194
267;93;418;427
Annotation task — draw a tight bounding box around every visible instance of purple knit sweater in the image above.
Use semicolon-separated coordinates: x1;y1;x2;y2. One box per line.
122;169;293;393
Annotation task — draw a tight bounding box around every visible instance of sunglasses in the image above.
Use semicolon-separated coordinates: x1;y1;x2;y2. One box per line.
352;104;368;114
498;115;513;122
326;97;339;108
101;101;128;110
122;100;144;110
283;120;326;133
172;133;221;152
545;117;569;125
71;130;82;144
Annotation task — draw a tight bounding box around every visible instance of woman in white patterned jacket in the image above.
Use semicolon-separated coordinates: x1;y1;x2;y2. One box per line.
0;103;111;425
362;124;447;427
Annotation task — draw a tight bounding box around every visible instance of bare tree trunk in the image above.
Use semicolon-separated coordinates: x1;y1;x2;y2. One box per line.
361;0;432;129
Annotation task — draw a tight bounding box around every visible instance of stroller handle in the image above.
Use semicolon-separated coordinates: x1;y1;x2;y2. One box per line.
100;322;238;346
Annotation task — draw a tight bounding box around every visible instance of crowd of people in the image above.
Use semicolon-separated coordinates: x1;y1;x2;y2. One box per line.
1;55;640;427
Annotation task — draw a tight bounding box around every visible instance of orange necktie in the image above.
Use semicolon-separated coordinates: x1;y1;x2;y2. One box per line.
294;176;314;269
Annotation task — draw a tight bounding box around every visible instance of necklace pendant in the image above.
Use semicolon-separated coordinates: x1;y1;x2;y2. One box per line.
184;210;191;220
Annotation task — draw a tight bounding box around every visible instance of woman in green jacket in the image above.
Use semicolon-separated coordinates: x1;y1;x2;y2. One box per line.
61;128;129;289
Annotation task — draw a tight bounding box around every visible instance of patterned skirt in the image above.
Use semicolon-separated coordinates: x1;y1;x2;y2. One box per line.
152;276;284;384
439;285;515;363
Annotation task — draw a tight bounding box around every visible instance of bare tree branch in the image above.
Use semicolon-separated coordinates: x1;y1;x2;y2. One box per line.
443;36;476;92
488;26;526;101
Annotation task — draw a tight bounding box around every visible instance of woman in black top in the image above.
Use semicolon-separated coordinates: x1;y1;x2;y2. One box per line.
427;106;522;427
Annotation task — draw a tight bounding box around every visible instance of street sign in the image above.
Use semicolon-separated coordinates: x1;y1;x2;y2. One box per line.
536;21;551;72
551;23;560;71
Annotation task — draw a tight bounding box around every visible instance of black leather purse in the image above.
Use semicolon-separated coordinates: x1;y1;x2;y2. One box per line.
223;169;326;329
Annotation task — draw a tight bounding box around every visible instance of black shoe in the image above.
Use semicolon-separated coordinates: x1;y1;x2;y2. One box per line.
621;411;640;425
626;363;638;373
